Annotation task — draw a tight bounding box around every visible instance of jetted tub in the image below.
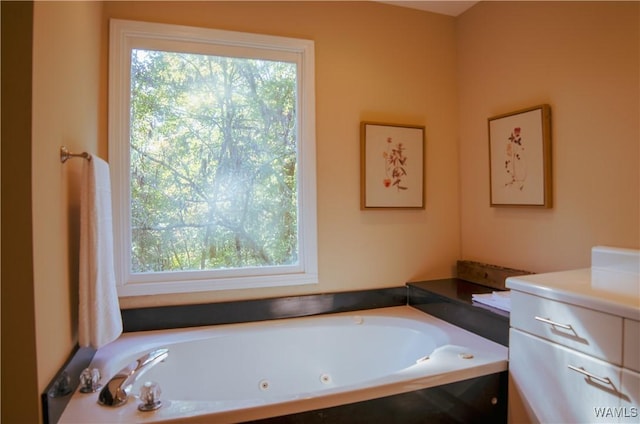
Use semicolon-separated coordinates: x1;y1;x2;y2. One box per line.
59;306;508;423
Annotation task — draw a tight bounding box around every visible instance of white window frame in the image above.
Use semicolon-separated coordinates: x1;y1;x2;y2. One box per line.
109;19;317;296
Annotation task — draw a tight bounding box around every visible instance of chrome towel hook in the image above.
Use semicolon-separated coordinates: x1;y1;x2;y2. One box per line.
60;146;92;163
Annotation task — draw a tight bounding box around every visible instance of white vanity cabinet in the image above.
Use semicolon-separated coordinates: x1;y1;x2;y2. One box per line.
621;319;640;424
623;319;640;372
507;246;639;424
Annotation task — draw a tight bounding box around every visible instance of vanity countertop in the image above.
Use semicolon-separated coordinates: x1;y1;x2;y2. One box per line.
506;247;639;320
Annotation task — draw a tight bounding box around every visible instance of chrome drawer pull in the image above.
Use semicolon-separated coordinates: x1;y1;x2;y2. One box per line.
534;316;573;330
567;365;613;385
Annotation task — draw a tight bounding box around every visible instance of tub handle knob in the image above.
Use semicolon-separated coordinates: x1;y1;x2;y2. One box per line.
138;381;163;411
79;368;102;393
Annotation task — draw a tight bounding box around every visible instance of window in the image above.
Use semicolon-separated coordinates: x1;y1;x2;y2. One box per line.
109;19;317;296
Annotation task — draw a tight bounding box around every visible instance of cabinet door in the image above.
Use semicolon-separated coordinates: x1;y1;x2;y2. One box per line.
510;329;624;423
623;319;639;372
620;368;640;423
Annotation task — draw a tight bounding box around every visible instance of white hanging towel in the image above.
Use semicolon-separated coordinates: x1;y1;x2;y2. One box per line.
79;156;123;349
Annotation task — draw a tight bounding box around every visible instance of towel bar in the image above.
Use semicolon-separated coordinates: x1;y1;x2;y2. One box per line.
60;146;92;163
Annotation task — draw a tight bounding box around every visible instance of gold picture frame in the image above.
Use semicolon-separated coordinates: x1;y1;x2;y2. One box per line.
360;122;425;209
488;104;552;208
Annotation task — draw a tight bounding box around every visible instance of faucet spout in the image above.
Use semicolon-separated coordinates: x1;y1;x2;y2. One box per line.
98;348;168;407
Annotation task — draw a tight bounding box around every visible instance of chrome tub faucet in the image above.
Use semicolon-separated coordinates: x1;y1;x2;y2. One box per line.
98;348;168;407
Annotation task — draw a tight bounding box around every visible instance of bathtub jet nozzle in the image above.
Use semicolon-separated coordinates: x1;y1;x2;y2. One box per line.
98;348;168;407
415;355;430;364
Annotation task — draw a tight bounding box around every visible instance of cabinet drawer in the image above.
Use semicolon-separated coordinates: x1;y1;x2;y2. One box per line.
510;329;624;423
623;319;639;372
511;290;623;363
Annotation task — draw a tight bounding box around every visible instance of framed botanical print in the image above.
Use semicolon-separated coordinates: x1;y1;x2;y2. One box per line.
488;104;552;208
361;122;425;209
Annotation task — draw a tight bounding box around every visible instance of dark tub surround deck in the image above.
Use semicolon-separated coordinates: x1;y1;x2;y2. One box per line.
42;346;97;424
121;287;407;332
407;279;510;347
246;371;508;424
405;260;529;347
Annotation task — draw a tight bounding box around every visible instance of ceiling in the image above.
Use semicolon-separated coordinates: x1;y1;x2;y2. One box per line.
376;1;479;16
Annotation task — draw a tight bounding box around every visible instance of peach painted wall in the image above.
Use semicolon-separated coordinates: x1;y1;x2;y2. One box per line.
102;1;462;309
17;2;639;421
32;0;103;404
457;1;640;273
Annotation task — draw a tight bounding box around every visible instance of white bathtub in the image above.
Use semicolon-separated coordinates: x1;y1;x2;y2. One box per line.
59;306;507;423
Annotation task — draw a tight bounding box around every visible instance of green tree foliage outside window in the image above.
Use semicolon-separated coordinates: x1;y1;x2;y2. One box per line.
130;49;299;273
